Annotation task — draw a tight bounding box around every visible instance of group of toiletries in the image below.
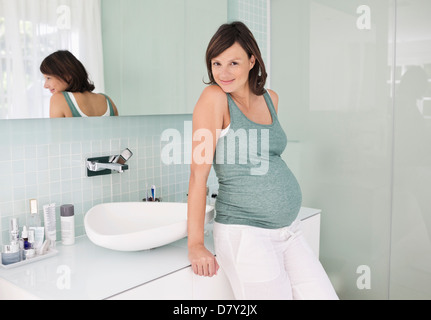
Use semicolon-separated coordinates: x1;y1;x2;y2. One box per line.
1;200;75;266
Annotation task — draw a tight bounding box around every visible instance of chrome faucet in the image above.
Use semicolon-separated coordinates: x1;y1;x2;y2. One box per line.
86;161;128;173
86;148;133;177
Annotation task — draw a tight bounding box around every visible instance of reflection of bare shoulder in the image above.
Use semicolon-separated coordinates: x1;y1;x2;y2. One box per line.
100;93;119;116
50;92;71;118
50;92;65;103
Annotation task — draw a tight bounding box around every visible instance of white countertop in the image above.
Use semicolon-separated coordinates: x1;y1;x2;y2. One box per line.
0;207;320;300
0;235;199;300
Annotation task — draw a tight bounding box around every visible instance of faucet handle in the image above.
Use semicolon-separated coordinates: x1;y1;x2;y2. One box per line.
111;148;133;165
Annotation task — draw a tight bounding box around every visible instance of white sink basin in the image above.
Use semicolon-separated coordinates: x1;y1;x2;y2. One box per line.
84;202;214;251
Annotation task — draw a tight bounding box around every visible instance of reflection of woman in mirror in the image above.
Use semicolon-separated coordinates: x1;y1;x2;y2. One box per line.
40;50;119;118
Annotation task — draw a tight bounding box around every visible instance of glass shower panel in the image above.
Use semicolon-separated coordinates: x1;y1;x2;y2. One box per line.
391;0;431;300
272;0;395;299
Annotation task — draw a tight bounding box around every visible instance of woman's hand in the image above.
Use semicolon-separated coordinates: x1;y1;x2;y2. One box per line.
188;244;219;277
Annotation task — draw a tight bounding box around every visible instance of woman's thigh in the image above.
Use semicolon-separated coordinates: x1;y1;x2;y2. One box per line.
213;222;339;300
213;223;293;300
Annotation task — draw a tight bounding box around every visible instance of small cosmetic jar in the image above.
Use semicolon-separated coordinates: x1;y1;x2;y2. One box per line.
24;248;36;259
1;244;20;266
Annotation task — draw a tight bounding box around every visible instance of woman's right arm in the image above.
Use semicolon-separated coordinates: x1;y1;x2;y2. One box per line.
187;86;226;277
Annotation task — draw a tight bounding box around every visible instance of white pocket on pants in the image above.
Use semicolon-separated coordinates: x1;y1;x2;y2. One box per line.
235;229;281;283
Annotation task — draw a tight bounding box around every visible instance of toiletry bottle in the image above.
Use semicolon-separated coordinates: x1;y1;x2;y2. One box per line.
43;203;57;248
28;199;41;227
1;244;20;266
25;229;36;259
22;226;30;250
151;185;156;201
9;218;19;244
28;200;44;253
18;238;25;261
60;204;75;246
29;227;44;254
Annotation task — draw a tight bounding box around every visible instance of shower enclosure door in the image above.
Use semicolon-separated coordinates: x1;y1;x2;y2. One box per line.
390;0;431;300
273;0;431;299
272;0;395;300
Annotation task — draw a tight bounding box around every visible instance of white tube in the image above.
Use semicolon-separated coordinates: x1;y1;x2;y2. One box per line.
43;203;57;248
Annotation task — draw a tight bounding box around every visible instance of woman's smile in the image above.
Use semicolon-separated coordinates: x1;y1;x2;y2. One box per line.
219;79;235;86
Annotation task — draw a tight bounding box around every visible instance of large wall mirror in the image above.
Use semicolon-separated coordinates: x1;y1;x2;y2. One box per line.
0;0;227;119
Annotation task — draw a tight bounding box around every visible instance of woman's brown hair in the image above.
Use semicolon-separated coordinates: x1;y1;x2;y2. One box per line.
40;50;95;93
205;21;267;96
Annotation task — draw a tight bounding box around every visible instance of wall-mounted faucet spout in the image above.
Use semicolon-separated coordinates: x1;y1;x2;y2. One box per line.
87;161;128;173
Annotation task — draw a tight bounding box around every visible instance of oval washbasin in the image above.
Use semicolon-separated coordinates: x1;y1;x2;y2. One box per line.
84;202;214;251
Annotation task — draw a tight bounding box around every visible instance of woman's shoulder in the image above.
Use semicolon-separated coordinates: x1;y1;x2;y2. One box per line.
266;89;279;112
193;85;227;121
195;85;227;110
266;89;279;102
201;85;227;100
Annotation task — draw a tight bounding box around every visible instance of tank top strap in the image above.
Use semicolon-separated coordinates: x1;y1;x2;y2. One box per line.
62;92;82;117
263;90;279;121
100;93;115;116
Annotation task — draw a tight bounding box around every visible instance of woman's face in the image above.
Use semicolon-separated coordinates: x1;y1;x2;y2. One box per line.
211;42;255;94
43;75;68;95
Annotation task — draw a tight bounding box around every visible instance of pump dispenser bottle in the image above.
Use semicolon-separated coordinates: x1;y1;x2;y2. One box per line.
60;204;75;246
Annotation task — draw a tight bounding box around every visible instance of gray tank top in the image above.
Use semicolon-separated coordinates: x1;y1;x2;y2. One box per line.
213;91;302;229
62;92;115;117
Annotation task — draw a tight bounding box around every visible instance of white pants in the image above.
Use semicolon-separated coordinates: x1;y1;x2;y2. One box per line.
213;221;339;300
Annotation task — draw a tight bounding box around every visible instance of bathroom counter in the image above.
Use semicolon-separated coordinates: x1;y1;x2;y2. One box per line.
0;235;198;300
0;207;321;300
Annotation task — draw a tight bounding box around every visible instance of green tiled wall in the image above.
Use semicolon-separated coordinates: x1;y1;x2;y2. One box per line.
0;115;194;244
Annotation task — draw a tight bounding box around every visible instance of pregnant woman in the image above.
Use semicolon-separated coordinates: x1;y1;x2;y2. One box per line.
187;21;338;300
